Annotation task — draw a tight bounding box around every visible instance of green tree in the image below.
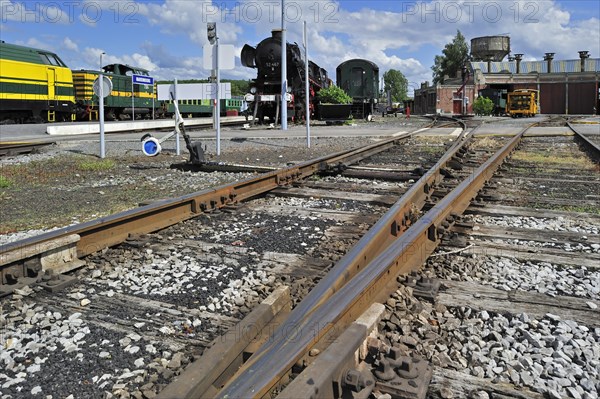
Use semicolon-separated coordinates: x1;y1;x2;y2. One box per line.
473;96;494;116
432;30;469;84
382;69;408;102
318;85;352;104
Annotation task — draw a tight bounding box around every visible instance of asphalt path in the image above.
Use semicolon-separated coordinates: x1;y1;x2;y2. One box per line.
0;116;427;144
1;115;597;147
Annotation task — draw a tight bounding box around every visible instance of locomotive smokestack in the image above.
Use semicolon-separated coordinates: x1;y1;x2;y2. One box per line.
579;51;590;72
271;29;283;40
515;54;523;74
544;52;554;73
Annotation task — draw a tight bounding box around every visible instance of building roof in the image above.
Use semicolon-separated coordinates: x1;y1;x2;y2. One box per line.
470;58;600;74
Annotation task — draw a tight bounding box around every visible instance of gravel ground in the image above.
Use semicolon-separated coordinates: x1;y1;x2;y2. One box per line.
382;284;599;399
0;135;380;239
0;138;393;399
375;212;600;399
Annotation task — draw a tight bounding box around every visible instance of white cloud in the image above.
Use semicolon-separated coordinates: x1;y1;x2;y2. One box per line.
21;38;54;51
63;37;79;51
137;0;243;45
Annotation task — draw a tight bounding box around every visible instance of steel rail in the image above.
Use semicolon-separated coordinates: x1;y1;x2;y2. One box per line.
0;142;54;156
0;133;414;282
567;121;600;163
217;124;528;399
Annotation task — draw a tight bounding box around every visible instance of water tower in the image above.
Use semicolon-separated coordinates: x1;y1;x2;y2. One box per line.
471;36;511;72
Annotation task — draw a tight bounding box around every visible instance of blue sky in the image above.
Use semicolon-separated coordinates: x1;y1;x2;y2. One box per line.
1;0;599;93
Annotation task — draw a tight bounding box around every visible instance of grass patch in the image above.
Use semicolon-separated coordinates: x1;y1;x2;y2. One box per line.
77;159;116;171
529;202;600;215
475;136;502;149
0;175;12;188
558;205;600;214
511;151;592;168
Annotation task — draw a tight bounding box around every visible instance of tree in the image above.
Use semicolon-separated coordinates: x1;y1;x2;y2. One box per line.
382;69;408;102
473;96;494;116
432;30;469;84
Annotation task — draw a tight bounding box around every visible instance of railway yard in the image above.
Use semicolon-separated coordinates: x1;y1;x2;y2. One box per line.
0;115;599;399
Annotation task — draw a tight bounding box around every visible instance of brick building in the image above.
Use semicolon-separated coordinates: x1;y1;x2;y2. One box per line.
414;54;600;115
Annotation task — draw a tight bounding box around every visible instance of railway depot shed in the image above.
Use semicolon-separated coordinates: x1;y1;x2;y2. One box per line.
414;55;600;116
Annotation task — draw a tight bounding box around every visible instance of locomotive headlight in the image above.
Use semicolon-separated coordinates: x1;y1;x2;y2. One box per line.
250;87;257;94
286;86;292;93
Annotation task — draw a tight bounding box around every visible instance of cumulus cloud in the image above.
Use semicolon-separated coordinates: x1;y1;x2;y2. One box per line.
63;37;79;51
137;0;243;45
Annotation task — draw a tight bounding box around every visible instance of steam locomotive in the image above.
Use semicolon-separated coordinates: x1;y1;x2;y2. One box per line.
241;30;329;124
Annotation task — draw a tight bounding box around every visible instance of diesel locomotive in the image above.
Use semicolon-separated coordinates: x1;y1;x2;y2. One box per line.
72;63;157;121
241;29;329;124
0;41;75;123
0;41;166;123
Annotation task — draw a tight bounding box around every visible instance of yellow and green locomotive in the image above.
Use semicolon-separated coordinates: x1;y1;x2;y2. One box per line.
72;63;157;120
0;41;75;123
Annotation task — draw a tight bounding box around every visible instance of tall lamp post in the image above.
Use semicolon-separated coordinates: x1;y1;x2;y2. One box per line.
99;52;106;158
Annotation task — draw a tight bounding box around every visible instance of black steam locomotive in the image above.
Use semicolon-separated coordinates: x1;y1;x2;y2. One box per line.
241;30;329;124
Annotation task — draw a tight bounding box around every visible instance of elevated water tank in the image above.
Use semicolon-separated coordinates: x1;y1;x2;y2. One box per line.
471;36;510;61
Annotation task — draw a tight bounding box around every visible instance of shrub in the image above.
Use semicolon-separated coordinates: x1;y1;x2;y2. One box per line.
317;85;353;104
473;96;494;116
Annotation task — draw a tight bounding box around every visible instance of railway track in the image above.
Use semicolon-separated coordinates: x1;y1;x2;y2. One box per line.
1;118;598;398
0;142;54;157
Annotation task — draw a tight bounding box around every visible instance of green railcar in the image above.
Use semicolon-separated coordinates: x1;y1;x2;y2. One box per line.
164;97;245;117
336;59;380;120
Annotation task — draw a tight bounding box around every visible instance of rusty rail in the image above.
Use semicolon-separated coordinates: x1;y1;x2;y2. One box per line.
567;121;600;163
216;125;529;398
